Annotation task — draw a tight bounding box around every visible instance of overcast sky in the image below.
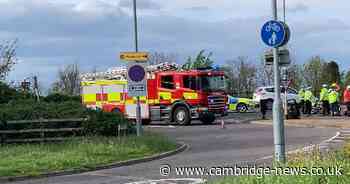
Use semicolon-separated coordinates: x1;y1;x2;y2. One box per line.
3;0;350;90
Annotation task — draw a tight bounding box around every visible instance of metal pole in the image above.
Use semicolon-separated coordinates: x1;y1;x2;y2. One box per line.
133;0;142;136
33;76;40;102
283;0;286;23
272;0;286;163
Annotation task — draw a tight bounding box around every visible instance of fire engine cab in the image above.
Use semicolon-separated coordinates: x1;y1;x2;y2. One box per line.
80;63;227;125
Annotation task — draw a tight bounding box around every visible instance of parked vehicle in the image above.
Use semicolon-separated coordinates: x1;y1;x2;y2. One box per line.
253;86;300;109
227;95;254;113
81;63;227;125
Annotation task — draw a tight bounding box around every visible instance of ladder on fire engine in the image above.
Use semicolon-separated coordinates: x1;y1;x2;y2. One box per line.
80;62;180;81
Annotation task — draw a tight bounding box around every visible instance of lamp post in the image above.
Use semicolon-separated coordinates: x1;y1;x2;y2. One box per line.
272;0;286;163
133;0;142;136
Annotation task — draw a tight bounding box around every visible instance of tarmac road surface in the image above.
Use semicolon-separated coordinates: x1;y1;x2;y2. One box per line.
8;113;338;184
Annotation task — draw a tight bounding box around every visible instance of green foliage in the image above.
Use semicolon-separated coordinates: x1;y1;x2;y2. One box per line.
0;100;131;136
44;93;81;103
0;100;85;121
0;82;31;104
182;50;214;70
321;61;341;85
0;135;177;177
83;110;132;136
210;146;350;184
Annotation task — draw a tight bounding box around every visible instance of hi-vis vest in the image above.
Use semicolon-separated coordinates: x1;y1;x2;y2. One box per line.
329;90;339;104
304;90;313;101
320;88;329;101
298;90;305;100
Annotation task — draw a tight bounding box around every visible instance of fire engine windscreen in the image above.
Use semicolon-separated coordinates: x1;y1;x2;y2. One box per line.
199;75;226;92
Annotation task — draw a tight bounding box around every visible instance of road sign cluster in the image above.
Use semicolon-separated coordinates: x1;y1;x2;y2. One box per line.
120;52;149;97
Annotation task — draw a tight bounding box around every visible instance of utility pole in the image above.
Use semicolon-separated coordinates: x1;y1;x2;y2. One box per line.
272;0;286;163
33;76;40;102
133;0;142;136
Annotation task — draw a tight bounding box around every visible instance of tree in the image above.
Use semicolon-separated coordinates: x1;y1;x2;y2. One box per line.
0;39;17;80
256;59;273;86
52;64;81;96
0;82;21;104
303;56;325;96
285;64;304;89
225;57;257;97
321;61;341;85
148;52;178;65
182;50;214;70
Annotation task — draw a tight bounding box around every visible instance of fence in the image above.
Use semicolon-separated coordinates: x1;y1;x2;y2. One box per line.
0;118;89;144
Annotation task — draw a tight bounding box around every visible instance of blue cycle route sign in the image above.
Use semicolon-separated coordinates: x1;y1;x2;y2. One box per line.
261;20;289;48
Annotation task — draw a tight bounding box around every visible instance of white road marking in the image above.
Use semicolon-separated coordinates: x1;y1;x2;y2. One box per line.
256;131;341;161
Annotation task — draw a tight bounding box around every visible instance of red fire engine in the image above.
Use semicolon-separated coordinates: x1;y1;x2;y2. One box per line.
81;63;227;125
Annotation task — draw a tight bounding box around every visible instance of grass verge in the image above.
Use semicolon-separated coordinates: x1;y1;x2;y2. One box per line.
210;143;350;184
0;133;177;177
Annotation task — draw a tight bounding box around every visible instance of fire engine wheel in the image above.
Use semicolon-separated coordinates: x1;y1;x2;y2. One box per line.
173;106;191;125
142;119;151;125
199;113;216;124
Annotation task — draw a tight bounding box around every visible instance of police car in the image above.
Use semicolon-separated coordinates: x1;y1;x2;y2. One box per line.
227;95;254;113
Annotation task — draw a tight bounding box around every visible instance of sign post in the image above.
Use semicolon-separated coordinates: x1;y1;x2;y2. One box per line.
261;0;291;163
133;0;142;137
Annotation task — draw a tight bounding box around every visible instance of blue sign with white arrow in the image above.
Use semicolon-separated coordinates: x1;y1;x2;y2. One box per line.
261;20;289;47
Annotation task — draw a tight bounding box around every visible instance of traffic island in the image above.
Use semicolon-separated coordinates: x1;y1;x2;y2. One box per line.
251;116;350;129
0;134;186;182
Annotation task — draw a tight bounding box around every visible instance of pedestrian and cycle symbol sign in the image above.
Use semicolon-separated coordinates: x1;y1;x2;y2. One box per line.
261;20;290;48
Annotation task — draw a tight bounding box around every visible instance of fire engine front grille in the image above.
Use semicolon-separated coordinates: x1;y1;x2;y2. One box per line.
208;95;226;112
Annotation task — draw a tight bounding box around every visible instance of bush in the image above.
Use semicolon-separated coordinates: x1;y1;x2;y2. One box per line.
44;93;81;103
83;110;133;136
0;82;32;104
0;100;132;136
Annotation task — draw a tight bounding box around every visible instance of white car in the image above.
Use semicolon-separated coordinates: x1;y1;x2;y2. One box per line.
253;86;300;109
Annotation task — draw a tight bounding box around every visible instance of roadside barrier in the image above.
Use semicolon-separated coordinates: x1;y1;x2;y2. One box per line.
0;118;89;144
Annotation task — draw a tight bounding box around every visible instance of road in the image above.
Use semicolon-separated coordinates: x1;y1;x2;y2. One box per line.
9;113;338;184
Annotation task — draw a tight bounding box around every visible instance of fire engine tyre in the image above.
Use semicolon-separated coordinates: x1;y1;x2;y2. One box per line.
142;119;151;125
173;106;191;125
199;112;216;124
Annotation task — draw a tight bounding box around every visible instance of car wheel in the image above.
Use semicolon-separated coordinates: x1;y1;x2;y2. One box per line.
173;106;191;125
236;103;248;113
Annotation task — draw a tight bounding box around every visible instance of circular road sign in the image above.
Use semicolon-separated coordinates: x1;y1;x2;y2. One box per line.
261;20;290;48
128;64;146;82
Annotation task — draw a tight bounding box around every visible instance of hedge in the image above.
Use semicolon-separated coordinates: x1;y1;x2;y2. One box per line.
0;100;133;136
